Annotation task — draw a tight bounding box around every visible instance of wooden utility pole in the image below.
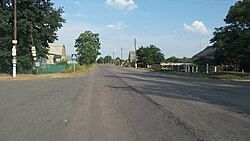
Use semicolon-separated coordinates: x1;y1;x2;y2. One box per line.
14;0;17;40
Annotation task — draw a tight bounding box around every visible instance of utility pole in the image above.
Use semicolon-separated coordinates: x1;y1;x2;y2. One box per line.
120;47;123;66
12;0;17;77
134;38;138;68
30;26;38;74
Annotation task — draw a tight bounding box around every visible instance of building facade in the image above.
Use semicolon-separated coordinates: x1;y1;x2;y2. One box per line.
46;43;67;64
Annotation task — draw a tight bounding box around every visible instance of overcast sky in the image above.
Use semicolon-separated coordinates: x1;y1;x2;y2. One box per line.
52;0;237;59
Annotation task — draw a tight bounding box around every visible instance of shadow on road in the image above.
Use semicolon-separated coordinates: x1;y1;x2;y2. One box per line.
104;71;250;115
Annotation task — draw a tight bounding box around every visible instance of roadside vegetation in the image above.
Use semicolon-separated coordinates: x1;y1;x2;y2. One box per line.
62;64;92;74
96;45;165;68
0;1;99;78
75;31;101;65
0;0;65;73
0;63;93;80
196;0;250;72
136;45;165;68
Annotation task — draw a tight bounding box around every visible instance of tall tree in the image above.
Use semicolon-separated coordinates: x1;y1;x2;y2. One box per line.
136;45;165;67
75;31;101;65
211;0;250;71
0;0;12;72
0;0;65;72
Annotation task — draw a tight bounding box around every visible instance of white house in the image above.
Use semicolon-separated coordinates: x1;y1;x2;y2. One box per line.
46;43;67;64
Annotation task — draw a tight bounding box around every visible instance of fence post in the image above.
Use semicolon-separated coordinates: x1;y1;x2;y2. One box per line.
185;65;187;73
206;63;209;74
242;69;245;74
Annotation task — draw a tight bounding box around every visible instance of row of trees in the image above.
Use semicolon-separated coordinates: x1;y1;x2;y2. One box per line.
97;56;125;65
0;0;65;73
97;45;165;67
97;56;112;64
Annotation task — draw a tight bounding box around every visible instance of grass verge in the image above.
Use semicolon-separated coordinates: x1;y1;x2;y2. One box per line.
62;64;92;74
0;64;93;80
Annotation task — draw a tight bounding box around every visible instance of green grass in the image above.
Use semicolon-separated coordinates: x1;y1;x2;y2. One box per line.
62;64;92;74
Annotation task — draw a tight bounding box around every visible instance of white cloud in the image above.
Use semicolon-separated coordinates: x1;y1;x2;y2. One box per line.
183;20;209;35
105;0;138;11
106;21;124;30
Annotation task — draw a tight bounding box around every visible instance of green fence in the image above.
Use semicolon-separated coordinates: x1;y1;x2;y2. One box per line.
38;64;69;74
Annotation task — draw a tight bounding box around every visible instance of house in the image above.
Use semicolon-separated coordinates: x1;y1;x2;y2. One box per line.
192;46;216;61
46;43;67;64
128;51;136;62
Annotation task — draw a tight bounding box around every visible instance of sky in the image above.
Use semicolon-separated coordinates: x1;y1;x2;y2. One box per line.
51;0;238;59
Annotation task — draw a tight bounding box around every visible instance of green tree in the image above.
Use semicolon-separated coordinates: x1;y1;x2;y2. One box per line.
211;0;250;71
166;56;183;63
0;0;65;72
114;57;121;65
104;55;112;64
136;45;165;67
97;57;104;64
75;31;101;65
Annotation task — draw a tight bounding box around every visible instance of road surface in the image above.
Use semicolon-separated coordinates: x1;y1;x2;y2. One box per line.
0;65;249;141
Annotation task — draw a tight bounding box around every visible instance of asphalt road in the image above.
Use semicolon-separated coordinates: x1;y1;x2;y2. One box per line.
0;64;249;141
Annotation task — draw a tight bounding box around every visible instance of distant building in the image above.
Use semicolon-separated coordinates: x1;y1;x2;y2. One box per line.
128;51;136;62
46;43;67;64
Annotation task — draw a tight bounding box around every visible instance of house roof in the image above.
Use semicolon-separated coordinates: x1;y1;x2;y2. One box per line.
192;46;216;60
48;43;66;56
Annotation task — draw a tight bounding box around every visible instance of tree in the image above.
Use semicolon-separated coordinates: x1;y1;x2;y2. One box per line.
0;0;65;72
104;55;112;64
75;31;101;65
211;0;250;71
166;56;183;63
113;57;121;66
136;45;165;67
97;57;104;64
